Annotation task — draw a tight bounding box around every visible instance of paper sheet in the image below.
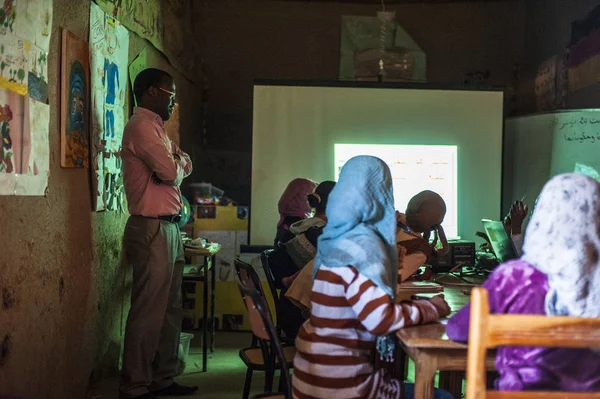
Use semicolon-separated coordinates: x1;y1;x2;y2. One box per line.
28;97;49;176
0;0;51;196
89;2;129;211
0;0;16;37
95;0;163;52
27;44;48;103
0;36;29;95
15;0;52;51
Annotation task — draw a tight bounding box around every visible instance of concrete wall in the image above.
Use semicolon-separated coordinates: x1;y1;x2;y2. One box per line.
0;0;198;397
519;0;600;112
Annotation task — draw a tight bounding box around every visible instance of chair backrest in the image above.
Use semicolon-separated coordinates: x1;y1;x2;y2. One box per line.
260;250;282;332
466;287;600;399
239;284;292;399
234;259;264;296
261;250;280;302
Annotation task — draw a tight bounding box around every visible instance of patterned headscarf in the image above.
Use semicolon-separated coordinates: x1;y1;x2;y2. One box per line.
522;173;600;318
277;178;317;228
315;156;398;360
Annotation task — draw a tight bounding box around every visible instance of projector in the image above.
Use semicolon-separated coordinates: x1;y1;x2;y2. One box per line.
430;240;475;272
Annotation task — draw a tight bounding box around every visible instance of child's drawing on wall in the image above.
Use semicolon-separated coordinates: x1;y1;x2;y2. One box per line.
0;88;26;175
0;0;16;36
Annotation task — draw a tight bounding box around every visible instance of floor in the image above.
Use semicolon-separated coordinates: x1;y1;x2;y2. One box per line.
89;332;269;399
88;331;447;399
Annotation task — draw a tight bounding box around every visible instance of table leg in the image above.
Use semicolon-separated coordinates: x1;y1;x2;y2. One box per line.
210;254;216;353
393;340;407;381
439;371;463;399
413;352;438;399
202;256;208;372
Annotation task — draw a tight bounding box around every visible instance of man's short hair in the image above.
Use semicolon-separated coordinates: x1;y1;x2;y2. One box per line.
133;68;172;102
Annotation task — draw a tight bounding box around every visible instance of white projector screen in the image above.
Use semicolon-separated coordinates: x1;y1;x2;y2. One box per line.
251;82;504;246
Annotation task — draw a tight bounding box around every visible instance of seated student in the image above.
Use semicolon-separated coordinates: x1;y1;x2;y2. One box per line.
503;199;528;256
293;155;452;399
447;173;600;392
268;181;336;339
284;181;336;282
396;190;449;283
286;191;448;312
274;178;317;247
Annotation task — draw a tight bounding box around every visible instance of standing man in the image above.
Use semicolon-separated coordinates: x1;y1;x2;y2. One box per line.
120;68;196;399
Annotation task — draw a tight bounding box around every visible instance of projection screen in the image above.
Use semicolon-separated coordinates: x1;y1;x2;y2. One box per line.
251;82;504;245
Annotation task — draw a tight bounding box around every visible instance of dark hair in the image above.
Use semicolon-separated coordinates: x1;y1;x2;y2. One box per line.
133;68;172;103
307;180;336;214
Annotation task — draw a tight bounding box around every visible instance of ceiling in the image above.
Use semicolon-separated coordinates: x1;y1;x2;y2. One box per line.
273;0;514;3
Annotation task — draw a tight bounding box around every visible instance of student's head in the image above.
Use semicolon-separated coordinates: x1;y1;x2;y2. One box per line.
134;68;176;121
523;173;600;318
405;190;447;233
316;155;397;295
277;178;317;227
307;181;336;218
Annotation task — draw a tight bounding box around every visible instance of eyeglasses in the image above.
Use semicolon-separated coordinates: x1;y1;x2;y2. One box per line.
157;87;177;104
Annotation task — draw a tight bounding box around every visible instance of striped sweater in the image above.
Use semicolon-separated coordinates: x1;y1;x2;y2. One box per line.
292;265;440;399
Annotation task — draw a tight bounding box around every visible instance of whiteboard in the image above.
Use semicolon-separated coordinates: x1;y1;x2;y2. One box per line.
505;109;600;226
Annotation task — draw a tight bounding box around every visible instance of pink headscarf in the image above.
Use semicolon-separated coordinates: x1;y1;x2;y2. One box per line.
277;178;317;228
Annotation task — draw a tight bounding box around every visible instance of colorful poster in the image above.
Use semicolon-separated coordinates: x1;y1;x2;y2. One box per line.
0;88;48;195
15;0;52;51
27;97;49;177
28;44;48;103
0;0;16;36
0;0;51;196
60;29;89;168
89;2;129;211
0;36;29;95
0;89;25;174
95;0;162;52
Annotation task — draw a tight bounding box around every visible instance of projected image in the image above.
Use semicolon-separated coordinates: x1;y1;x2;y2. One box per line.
335;144;458;239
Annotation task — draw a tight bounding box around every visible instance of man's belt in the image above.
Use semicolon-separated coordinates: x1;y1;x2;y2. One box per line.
157;214;181;223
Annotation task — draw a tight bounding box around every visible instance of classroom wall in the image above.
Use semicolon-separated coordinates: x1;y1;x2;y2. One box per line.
191;0;527;204
0;1;199;397
519;0;600;112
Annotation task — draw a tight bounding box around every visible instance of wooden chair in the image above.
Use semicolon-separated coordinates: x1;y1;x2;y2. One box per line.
466;287;600;399
239;284;294;399
234;259;295;399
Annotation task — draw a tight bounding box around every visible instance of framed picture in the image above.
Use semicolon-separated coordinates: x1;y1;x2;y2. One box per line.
60;29;89;168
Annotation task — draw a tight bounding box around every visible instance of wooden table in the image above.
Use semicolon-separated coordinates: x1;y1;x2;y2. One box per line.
183;244;220;372
396;281;496;399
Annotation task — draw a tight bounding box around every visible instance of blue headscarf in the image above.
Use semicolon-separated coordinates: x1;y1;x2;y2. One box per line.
314;155;398;360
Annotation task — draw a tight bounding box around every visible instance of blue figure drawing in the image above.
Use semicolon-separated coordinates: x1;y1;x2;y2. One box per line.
102;58;120;138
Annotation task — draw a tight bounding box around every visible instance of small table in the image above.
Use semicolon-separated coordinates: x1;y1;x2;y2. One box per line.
395;283;496;399
183;244;221;372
